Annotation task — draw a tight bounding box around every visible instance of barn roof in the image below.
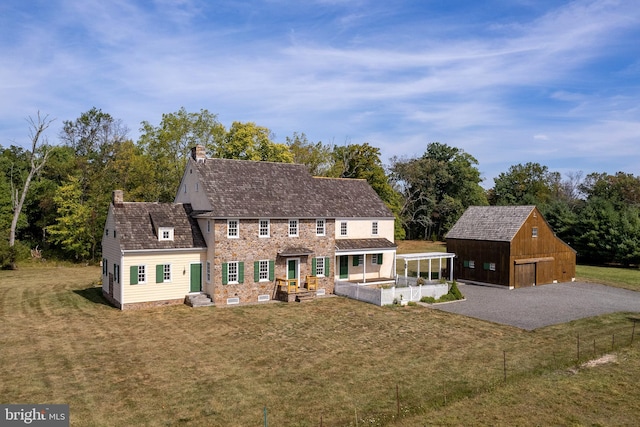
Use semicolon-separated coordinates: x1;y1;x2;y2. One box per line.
445;205;536;242
192;157;393;218
113;202;207;251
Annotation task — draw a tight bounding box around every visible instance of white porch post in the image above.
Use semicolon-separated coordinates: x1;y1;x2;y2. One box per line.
417;259;421;280
450;257;454;281
362;253;367;283
428;259;432;282
404;259;408;285
439;258;442;281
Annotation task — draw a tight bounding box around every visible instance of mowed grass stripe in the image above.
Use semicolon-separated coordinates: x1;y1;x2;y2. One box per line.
1;262;640;426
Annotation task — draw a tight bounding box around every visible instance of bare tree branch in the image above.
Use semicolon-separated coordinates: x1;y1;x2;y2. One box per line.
8;111;55;268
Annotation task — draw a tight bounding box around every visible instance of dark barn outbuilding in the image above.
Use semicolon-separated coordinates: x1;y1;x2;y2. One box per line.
445;206;576;289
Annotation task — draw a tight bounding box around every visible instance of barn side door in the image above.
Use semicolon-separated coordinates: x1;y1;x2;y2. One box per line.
514;263;535;288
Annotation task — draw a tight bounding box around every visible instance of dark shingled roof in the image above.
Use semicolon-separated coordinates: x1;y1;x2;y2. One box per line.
113;203;206;251
335;238;397;251
193;158;393;218
445;205;536;242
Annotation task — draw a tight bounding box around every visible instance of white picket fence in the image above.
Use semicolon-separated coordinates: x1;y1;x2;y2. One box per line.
334;281;449;306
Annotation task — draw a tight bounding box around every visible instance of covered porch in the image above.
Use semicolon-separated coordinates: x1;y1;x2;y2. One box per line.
335;238;397;285
396;252;456;286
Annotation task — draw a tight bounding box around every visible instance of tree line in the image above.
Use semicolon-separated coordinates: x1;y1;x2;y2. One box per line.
2;108;639;268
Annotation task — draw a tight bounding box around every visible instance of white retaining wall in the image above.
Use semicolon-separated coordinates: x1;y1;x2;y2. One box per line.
335;281;449;306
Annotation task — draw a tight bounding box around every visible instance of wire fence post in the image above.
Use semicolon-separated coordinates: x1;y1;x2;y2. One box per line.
503;351;507;383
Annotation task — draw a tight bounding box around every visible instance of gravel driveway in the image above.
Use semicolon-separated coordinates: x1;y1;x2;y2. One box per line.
432;281;640;330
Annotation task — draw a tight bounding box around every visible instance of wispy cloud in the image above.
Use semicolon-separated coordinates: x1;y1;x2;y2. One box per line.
1;0;639;185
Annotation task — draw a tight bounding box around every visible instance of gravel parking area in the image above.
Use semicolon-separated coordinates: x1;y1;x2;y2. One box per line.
432;281;640;330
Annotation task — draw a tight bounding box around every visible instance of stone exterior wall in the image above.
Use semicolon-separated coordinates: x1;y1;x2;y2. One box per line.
210;218;336;305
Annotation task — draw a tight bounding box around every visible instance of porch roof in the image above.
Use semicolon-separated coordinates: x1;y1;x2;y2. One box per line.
396;252;456;261
335;238;397;252
278;246;314;257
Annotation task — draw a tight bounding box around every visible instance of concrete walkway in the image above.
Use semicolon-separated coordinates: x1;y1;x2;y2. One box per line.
432;281;640;330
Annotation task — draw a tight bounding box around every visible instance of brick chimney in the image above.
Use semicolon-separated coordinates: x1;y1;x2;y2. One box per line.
112;190;124;206
191;145;206;162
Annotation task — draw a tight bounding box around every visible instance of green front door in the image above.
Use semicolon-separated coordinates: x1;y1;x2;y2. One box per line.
339;256;348;279
190;263;202;292
287;260;298;280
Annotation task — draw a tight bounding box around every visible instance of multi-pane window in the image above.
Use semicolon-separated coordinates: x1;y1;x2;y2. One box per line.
159;227;174;241
469;260;475;269
227;220;239;238
340;221;348;236
163;264;171;282
228;261;239;283
316;219;325;236
371;254;382;265
259;219;270;237
532;227;538;238
289;219;299;237
138;265;146;283
372;221;378;236
315;257;325;276
113;264;119;283
259;260;269;281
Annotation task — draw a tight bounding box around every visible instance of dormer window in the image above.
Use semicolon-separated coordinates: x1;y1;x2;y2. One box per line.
159;227;174;241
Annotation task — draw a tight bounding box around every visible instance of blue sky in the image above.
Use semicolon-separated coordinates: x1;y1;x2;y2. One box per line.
1;0;639;187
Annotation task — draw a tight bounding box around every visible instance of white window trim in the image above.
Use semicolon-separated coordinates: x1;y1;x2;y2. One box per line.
289;219;299;237
340;221;348;236
227;219;239;239
259;219;270;238
162;264;172;283
316;219;325;236
315;257;325;277
138;265;147;284
228;261;239;284
259;260;269;282
371;221;379;236
158;227;174;241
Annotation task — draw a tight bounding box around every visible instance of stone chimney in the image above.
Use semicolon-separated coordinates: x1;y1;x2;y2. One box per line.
112;190;124;206
191;145;206;162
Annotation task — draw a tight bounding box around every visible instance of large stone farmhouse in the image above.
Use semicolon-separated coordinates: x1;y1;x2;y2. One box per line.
445;205;576;289
101;145;396;309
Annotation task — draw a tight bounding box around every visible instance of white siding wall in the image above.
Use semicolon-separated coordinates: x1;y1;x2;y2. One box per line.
122;250;207;304
174;159;213;211
335;218;394;241
101;207;123;304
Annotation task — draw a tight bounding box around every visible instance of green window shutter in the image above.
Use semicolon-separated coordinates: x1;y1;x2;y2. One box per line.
324;257;330;276
463;260;469;268
312;258;317;276
222;263;228;285
378;254;383;264
254;261;260;282
353;256;359;266
483;262;490;270
269;260;275;281
156;264;164;283
130;266;138;285
238;262;244;284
